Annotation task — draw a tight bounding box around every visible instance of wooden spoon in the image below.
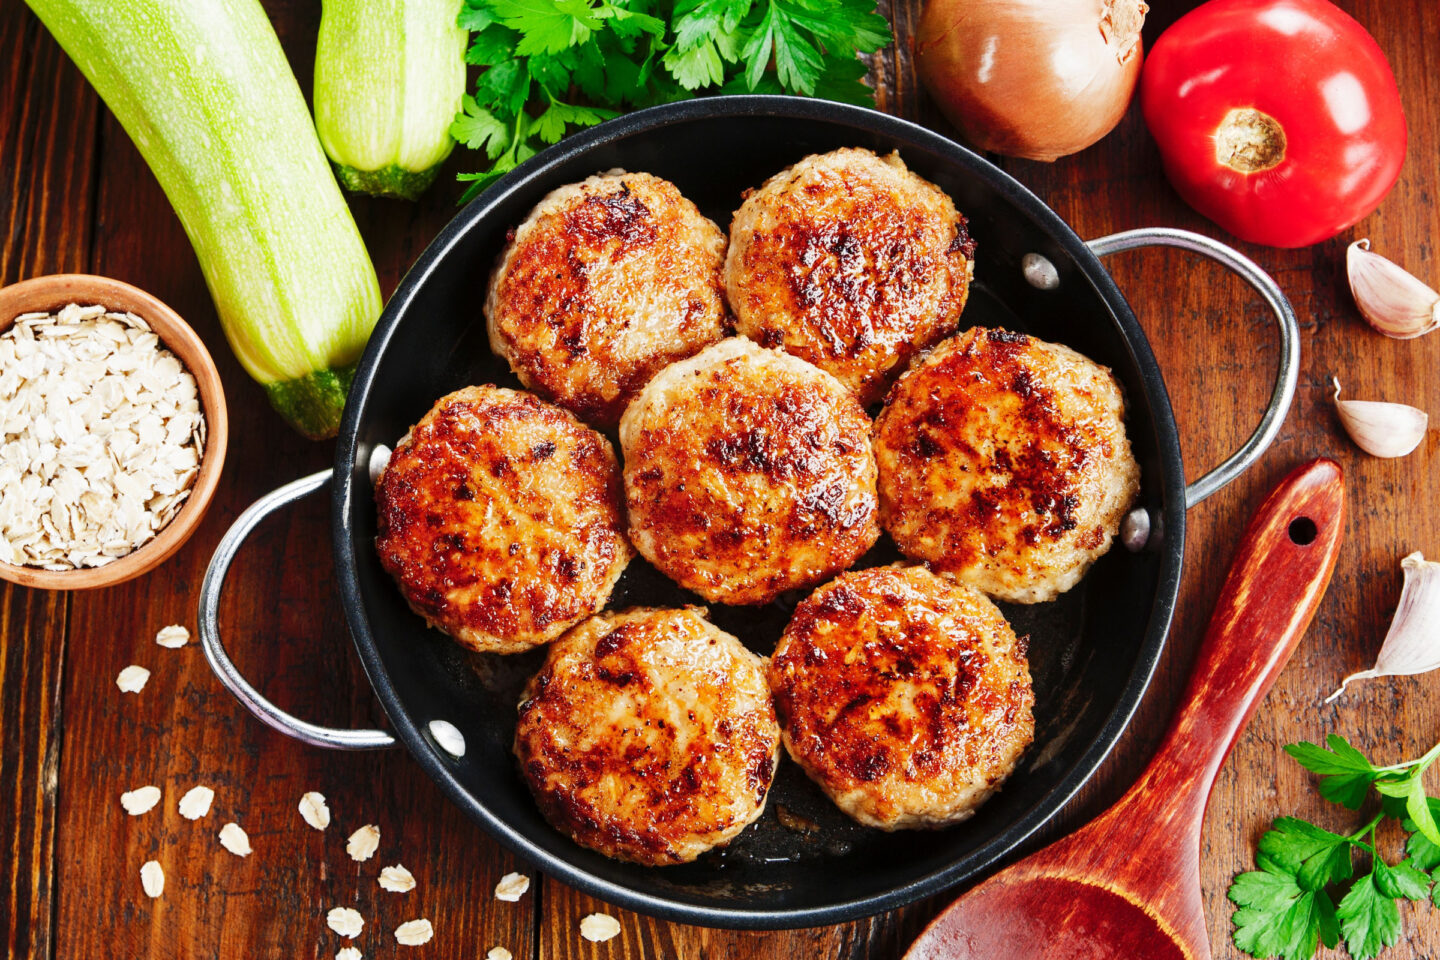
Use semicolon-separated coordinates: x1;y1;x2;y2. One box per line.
904;458;1344;960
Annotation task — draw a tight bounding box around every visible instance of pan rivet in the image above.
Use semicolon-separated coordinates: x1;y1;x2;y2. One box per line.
1121;507;1152;552
368;444;393;485
1022;253;1060;290
428;719;467;759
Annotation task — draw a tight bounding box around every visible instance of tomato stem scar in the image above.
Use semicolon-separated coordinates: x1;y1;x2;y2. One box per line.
1214;107;1287;173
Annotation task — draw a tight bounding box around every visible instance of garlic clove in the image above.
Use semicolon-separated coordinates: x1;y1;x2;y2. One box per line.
1347;239;1440;339
1328;552;1440;702
1331;377;1427;459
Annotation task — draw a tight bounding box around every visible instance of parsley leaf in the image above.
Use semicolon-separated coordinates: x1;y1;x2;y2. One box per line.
1375;775;1440;847
465;23;521;65
455;110;536;203
814;57;877;107
777;0;890;58
746;2;826;95
452;0;893;201
663;40;726;90
1285;734;1378;778
488;0;605;56
450;96;510;158
472;58;530;115
1230;867;1338;960
533;100;616;145
1405;799;1440;870
1373;857;1431;901
1259;817;1355;891
1232;735;1440;960
1286;735;1383;810
672;0;752;50
601;5;668;40
458;1;496;32
1337;871;1402;959
1409;784;1440;848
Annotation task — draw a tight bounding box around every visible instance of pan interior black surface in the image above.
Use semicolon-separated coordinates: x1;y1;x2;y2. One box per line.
334;98;1185;927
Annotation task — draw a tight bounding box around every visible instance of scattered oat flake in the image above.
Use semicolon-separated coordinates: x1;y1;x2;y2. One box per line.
140;860;164;898
218;822;251;856
299;791;331;830
379;864;416;893
120;785;161;816
327;907;364;939
178;785;214;820
580;913;621;943
336;949;362;960
155;624;189;648
487;948;513;960
394;919;434;946
116;664;150;693
346;823;380;861
494;872;530;902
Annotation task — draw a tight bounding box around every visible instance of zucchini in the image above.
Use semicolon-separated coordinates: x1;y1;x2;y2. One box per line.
26;0;382;439
314;0;468;201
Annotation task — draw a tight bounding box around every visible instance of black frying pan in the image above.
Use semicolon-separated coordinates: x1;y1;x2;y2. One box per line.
199;97;1298;929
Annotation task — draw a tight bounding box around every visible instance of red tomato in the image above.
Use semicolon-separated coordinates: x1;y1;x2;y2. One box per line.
1140;0;1406;248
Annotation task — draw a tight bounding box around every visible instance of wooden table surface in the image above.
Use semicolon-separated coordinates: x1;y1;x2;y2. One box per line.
4;1;1439;957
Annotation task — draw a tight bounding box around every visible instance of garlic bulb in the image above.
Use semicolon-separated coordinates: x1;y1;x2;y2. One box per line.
1348;239;1440;339
1331;378;1427;459
1328;552;1440;702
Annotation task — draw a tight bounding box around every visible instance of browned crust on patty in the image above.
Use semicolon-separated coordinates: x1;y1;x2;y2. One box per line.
486;171;730;428
725;148;975;406
374;386;631;653
620;339;880;606
873;327;1140;604
769;565;1034;829
514;606;780;865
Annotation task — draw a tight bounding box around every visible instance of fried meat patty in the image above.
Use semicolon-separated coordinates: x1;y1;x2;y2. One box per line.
724;148;975;406
619;338;880;606
514;606;781;865
486;170;730;428
374;386;631;653
874;328;1140;604
769;565;1034;829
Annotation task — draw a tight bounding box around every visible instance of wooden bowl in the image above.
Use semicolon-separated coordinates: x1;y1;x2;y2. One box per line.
0;275;228;590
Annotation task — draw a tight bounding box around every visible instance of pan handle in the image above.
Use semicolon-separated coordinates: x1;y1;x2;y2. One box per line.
1083;228;1300;550
198;469;397;750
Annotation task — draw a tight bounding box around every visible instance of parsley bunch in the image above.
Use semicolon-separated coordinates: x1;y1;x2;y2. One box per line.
1230;735;1440;960
449;0;893;202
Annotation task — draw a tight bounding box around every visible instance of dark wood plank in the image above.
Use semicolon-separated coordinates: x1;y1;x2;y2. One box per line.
1194;1;1440;953
35;3;533;958
6;0;1440;957
0;587;68;960
541;882;939;960
903;3;1440;959
0;5;99;959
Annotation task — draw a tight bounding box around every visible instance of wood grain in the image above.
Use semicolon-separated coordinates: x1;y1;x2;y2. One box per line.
37;4;534;958
0;3;99;958
3;0;1440;958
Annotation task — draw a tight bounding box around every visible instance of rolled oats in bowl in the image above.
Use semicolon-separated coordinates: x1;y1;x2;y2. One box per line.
0;303;206;570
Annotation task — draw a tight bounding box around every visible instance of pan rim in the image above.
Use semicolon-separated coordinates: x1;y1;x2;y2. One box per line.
332;95;1187;929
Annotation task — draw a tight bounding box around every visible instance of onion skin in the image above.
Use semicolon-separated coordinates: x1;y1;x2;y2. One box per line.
915;0;1147;161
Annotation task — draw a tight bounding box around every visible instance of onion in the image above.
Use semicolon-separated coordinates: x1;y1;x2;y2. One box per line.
916;0;1148;161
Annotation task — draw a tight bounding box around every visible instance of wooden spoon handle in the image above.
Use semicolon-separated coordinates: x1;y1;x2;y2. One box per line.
1104;458;1345;851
